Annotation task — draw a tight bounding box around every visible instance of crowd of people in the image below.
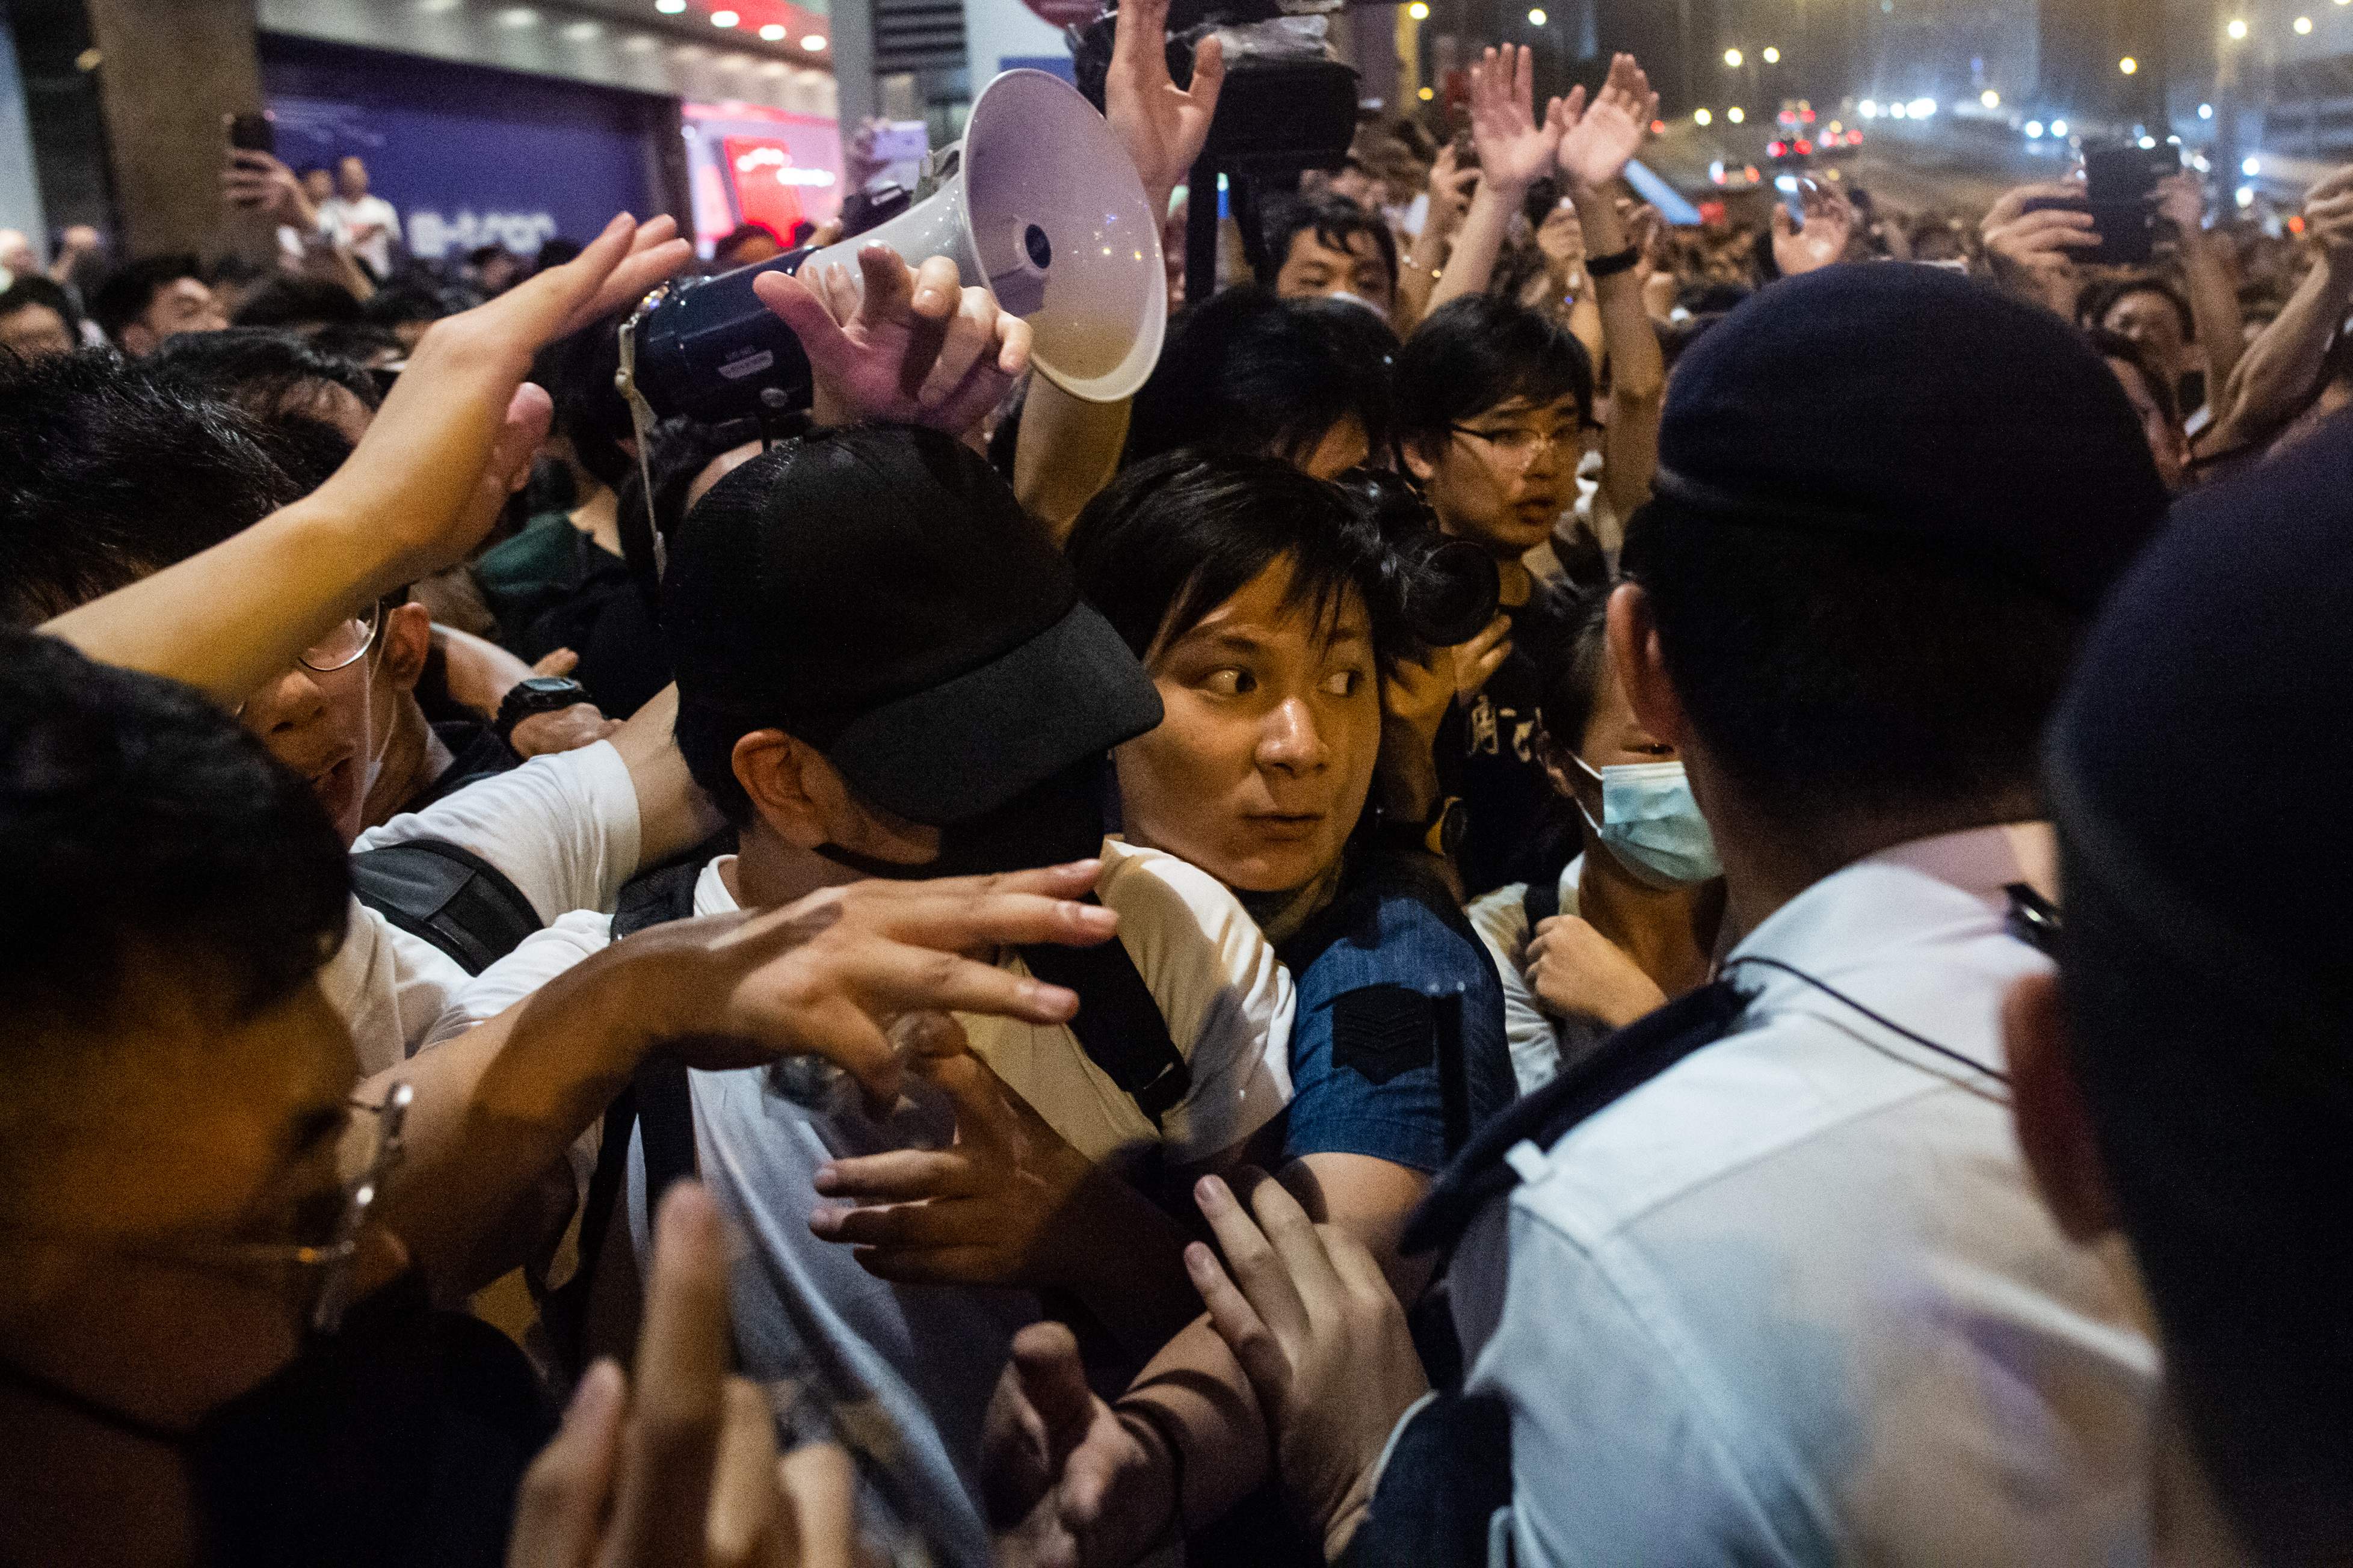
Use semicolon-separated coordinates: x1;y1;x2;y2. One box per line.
3;1;2350;1563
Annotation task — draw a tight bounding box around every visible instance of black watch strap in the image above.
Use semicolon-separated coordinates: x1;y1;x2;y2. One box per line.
1585;245;1641;278
493;676;590;746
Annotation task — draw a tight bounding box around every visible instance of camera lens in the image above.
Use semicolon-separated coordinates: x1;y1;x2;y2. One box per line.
1405;540;1502;647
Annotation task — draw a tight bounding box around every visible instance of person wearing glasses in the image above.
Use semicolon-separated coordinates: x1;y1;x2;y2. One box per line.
0;629;1102;1567
1393;294;1601;896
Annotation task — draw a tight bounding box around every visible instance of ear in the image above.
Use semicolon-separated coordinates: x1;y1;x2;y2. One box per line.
1401;434;1441;484
1605;581;1686;751
730;729;834;850
117;320;157;357
1534;724;1585;802
2002;971;2120;1244
377;602;433;693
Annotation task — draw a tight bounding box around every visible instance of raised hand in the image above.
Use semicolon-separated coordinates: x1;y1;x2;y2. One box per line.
1425;141;1481;238
1186;1173;1429;1563
1981;180;2097;316
1770;179;1856;277
988;1324;1179;1568
754;244;1032;437
2304;164;2353;255
1468;43;1568;194
621;861;1119;1102
1556;52;1658;192
1105;0;1226;215
505;1182;862;1568
222;144;316;228
804;1011;1097;1286
309;210;689;585
2154;170;2206;241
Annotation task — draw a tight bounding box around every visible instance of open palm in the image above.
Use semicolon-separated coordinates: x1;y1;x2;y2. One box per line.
1557;53;1658;191
1105;0;1225;212
1469;43;1567;191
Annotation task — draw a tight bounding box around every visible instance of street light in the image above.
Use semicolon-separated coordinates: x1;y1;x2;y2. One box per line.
1981;88;2000;107
1762;46;1780;63
1407;2;1428;16
1528;7;1547;22
1418;84;1436;99
1724;47;1744;67
2118;55;2138;73
1727;105;1745;122
2295;14;2314;31
2227;17;2249;37
1694;106;1714;125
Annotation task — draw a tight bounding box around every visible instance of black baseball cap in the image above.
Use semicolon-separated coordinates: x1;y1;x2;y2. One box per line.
1648;263;2169;610
662;423;1164;825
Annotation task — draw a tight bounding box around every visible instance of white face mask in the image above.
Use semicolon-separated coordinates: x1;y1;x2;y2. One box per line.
1321;289;1391;324
1573;756;1721;888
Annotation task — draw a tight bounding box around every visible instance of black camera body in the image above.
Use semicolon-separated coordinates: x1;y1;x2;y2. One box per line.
628;251;819;424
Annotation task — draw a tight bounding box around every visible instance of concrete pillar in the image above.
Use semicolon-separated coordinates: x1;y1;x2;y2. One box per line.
82;0;263;257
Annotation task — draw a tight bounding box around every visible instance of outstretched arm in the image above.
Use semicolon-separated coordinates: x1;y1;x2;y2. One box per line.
2204;166;2353;451
42;215;691;704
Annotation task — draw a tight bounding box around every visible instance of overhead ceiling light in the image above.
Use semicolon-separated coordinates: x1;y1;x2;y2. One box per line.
801;32;826;48
498;7;540;26
1726;105;1744;123
1418;84;1436;100
1694;106;1713;125
711;9;739;26
564;18;601;38
759;22;786;38
415;0;462;12
1527;8;1546;24
1980;88;2000;107
1408;1;1429;15
656;0;686;12
1762;46;1780;62
624;31;659;48
1724;47;1743;67
2227;16;2248;37
2295;13;2314;30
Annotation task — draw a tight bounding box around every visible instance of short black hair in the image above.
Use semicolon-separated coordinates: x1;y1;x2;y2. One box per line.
142;326;381;425
88;254;205;343
2080;274;2194;341
1067;449;1412;680
1394;295;1594;453
2084;325;2182;430
1534;586;1611;756
2054;844;2353;1562
0;629;348;1035
231;275;365;331
363;284;448;329
0;350;307;625
1620;496;2084;833
467;244;514;269
536;314;636;488
0;275;82;338
1264;195;1400;294
1124;286;1397;469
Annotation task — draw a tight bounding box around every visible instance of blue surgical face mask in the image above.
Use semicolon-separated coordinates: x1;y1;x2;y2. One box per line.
1573;757;1722;888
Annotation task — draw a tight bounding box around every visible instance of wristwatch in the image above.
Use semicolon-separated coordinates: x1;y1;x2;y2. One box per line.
493;676;590;746
1375;796;1468;859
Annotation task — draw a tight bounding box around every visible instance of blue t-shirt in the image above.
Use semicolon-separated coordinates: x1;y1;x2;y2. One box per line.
1278;852;1516;1173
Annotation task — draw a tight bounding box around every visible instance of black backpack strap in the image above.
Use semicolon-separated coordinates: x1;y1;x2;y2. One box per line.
1520;878;1561;936
545;844;717;1372
1020;915;1189;1130
1402;977;1752;1258
1338;1391;1514;1568
350;838;542;976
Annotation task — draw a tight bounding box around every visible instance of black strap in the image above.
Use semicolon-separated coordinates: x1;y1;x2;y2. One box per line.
1520;878;1561;937
1338;1392;1514;1568
544;845;715;1373
350;838;541;977
1402;979;1751;1257
1019;916;1189;1130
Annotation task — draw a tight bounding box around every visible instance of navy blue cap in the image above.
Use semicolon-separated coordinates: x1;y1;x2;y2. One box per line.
2050;413;2353;1003
1651;264;2170;610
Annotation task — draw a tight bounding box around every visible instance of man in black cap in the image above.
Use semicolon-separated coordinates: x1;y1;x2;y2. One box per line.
1136;264;2173;1567
441;422;1297;1561
2004;419;2353;1567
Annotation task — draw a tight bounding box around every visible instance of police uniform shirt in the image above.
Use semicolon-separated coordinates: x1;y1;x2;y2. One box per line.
1446;825;2157;1567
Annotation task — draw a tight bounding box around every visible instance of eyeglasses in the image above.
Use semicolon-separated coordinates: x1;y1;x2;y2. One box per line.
0;1082;412;1335
299;603;382;674
1448;422;1587;468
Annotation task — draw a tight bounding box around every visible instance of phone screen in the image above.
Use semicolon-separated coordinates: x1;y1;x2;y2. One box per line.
228;112;276;156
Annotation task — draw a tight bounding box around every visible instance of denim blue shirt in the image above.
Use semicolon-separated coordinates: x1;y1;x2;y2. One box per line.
1278;852;1517;1173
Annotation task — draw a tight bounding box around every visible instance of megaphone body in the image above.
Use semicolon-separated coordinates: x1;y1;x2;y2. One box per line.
628;69;1166;423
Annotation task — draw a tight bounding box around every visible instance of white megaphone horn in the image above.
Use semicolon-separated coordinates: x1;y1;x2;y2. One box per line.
618;69;1167;426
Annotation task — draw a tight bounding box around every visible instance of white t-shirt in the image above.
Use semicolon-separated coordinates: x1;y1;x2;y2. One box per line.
318;193;399;276
323;739;643;1075
1465;853;1615;1094
436;835;1296;1549
1441;825;2156;1566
